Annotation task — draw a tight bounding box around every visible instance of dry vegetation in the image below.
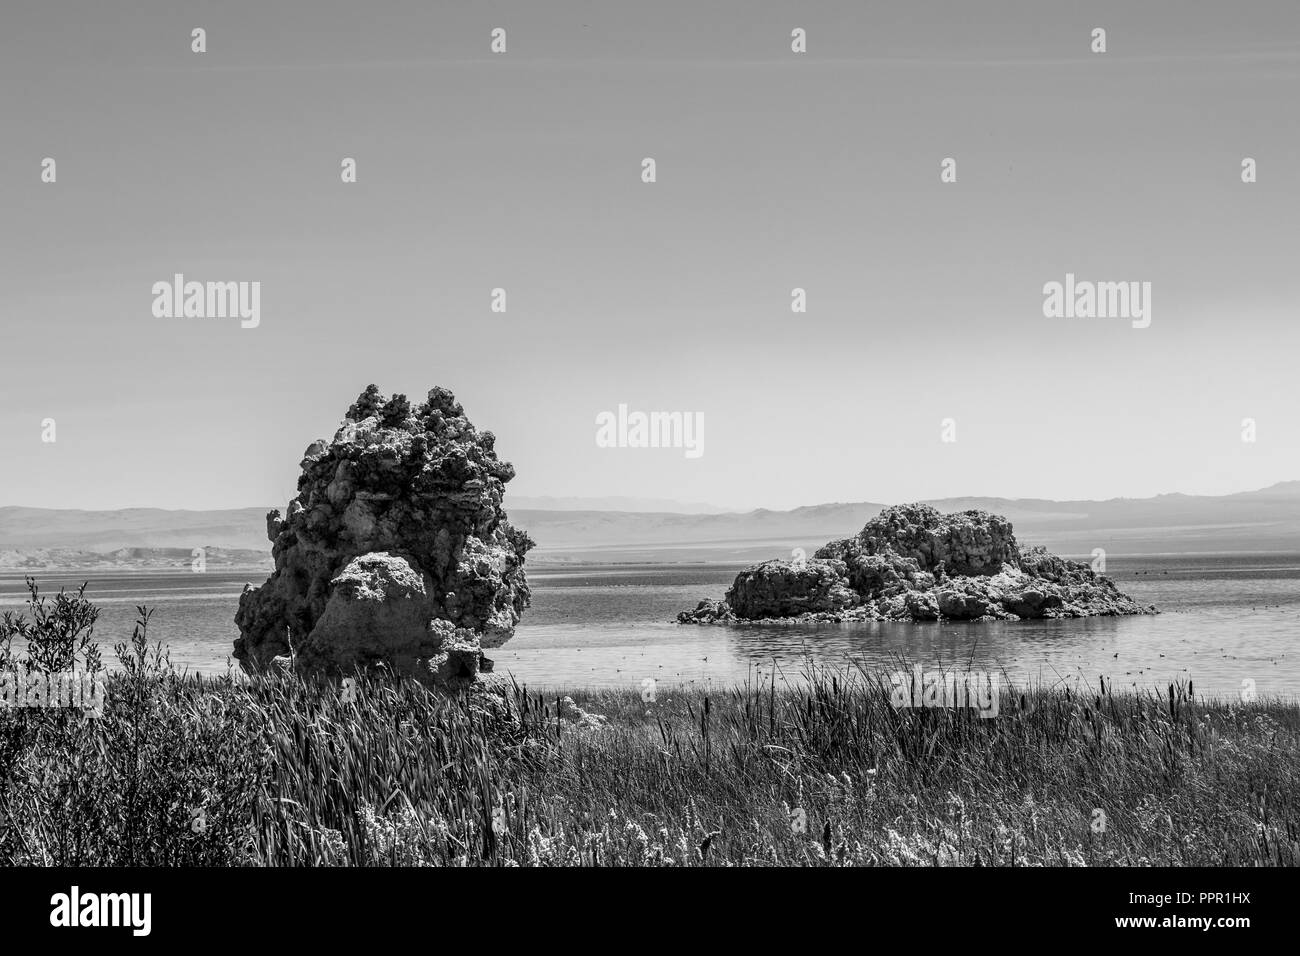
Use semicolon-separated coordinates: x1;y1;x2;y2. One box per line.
2;580;1297;866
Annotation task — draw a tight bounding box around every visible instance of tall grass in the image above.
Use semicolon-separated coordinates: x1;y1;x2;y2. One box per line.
1;584;1296;866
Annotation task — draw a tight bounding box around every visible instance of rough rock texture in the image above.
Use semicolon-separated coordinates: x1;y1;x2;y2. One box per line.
234;385;533;690
678;503;1153;625
726;559;860;618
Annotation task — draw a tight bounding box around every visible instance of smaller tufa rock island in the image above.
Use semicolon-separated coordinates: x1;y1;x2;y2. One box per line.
234;385;533;690
678;503;1155;624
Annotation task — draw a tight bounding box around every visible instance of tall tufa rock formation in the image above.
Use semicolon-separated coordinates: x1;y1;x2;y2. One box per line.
679;503;1153;624
234;385;533;690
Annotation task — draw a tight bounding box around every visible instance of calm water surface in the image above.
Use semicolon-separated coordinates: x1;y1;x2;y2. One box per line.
2;554;1296;699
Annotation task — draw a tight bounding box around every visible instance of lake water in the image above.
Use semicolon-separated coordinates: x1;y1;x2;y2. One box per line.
2;554;1297;700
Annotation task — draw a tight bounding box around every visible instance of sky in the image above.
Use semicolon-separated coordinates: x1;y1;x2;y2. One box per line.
1;0;1298;512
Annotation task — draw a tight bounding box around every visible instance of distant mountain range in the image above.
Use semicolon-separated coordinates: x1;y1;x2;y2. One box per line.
2;482;1298;568
0;547;272;572
508;495;736;514
509;482;1300;562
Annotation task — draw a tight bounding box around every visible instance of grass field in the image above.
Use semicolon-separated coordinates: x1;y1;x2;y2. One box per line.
2;586;1298;867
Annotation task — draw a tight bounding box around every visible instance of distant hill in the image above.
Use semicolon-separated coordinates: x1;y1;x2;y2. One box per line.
0;507;270;552
508;495;735;514
3;483;1299;567
0;546;272;572
508;482;1300;559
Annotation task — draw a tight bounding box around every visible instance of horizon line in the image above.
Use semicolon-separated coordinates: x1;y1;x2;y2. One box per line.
3;478;1296;517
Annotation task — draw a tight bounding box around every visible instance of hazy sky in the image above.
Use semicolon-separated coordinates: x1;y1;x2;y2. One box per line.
2;0;1297;512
